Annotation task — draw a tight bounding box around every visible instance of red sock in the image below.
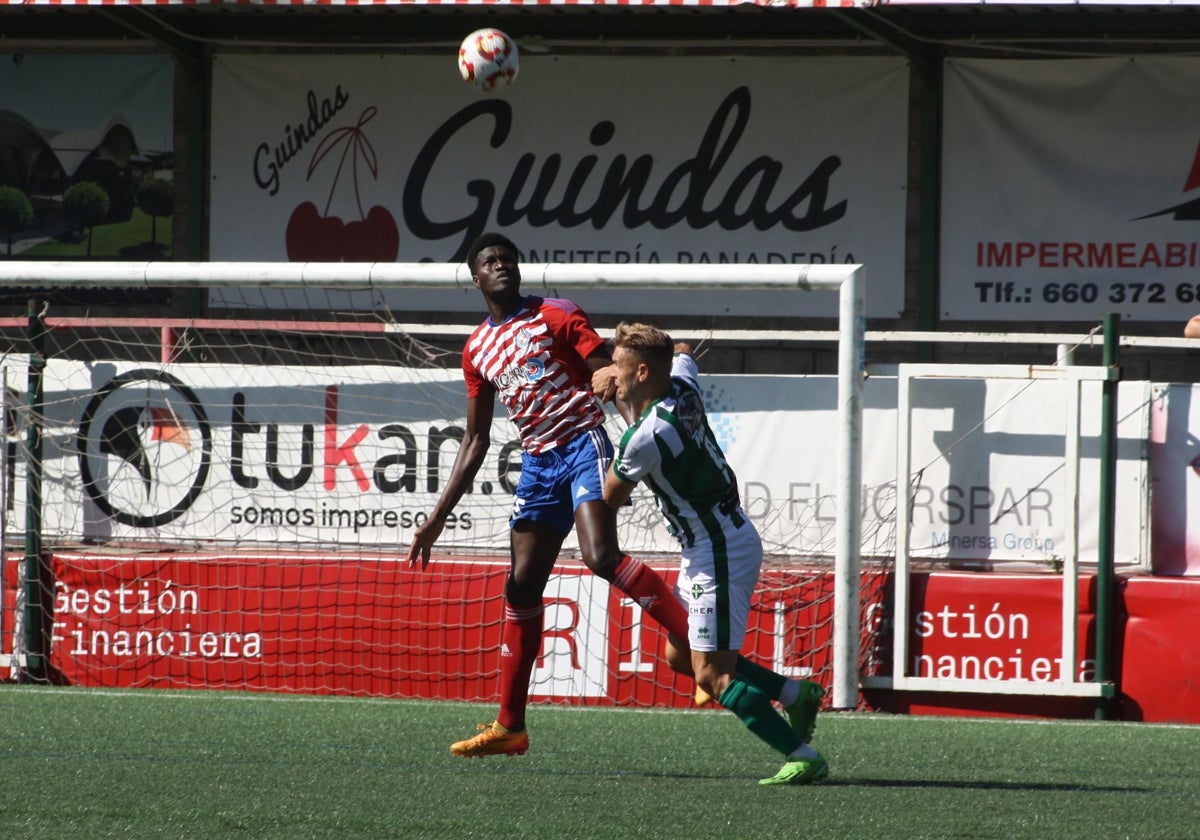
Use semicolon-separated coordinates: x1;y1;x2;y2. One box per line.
496;602;543;732
612;555;689;641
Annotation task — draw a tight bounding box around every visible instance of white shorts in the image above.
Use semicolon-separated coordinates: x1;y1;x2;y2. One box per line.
674;517;764;652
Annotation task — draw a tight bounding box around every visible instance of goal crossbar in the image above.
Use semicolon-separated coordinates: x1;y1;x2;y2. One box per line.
0;259;866;711
0;260;855;292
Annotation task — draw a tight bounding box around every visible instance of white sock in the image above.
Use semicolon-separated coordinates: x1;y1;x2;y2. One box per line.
778;679;801;708
786;744;821;761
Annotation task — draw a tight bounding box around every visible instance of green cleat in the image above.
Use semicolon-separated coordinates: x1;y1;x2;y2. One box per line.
785;680;825;744
759;754;829;786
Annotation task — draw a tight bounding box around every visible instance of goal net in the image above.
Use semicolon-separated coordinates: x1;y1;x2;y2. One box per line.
0;261;877;710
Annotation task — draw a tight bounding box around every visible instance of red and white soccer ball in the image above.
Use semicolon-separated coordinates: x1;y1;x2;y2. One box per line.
458;28;519;93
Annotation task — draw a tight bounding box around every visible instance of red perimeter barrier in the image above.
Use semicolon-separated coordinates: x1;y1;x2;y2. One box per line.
2;552;837;708
861;572;1108;720
1119;577;1200;724
6;554;1199;723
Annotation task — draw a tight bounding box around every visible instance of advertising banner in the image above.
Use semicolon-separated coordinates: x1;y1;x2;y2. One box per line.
209;54;909;318
906;573;1097;685
13;552;1199;723
0;53;173;260
39;361;515;550
942;56;1200;322
3;359;1153;569
8;552;834;705
901;376;1150;567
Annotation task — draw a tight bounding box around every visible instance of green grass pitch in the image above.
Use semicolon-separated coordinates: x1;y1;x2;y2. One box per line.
2;685;1196;839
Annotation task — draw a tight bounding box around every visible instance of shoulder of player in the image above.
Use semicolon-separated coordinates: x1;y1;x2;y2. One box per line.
669;374;702;400
537;295;578;312
463;321;494;361
671;350;700;379
466;317;492;340
633;396;689;436
536;296;599;325
618;414;663;461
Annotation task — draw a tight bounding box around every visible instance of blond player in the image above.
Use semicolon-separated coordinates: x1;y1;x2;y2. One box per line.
598;322;827;786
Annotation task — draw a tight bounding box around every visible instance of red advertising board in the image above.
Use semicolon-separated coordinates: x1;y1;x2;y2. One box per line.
864;572;1109;719
3;553;838;708
1120;577;1200;724
7;554;1200;725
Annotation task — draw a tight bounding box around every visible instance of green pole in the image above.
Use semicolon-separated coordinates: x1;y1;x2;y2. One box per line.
22;299;46;681
1094;313;1120;719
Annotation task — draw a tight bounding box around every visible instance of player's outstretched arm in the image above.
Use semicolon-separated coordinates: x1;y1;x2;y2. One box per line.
407;395;493;569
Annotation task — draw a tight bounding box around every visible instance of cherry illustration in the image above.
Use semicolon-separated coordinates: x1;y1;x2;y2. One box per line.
284;106;400;262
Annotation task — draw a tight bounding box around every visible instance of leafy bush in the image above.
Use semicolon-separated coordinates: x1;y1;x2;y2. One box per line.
136;177;174;245
63;181;110;256
0;186;34;255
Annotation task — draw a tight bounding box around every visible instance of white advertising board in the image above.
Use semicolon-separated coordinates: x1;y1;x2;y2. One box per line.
209;54;908;318
6;360;1150;568
943;56;1200;322
901;375;1150;565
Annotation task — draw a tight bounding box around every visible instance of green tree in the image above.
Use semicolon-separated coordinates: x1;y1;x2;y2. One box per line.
136;177;174;247
63;181;110;257
0;186;34;256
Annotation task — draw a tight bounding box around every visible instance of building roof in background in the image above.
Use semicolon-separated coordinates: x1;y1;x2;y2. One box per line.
0;0;1196;56
0;0;1195;5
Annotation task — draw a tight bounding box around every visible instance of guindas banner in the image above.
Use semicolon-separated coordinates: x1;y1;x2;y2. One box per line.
208;54;908;318
943;56;1200;322
4;360;1154;569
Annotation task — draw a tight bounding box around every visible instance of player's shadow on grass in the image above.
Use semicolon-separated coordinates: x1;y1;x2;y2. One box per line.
830;777;1147;794
453;763;1147;792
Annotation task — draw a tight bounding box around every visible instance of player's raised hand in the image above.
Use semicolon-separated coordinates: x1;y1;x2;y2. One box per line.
591;364;618;402
407;517;446;569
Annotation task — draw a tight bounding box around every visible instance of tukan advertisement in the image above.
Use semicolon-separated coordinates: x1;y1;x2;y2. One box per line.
3;358;1154;570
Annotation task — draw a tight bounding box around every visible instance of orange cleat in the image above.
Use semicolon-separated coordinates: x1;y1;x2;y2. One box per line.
450;721;530;758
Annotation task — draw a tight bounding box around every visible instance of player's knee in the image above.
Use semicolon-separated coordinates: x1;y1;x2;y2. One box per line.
693;664;731;700
580;548;621;581
692;652;738;698
504;575;543;607
665;637;693;677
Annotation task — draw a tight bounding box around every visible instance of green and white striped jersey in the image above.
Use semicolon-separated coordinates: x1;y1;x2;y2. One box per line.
613;353;745;548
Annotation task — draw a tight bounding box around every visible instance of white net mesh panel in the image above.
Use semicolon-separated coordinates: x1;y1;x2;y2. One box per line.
1;272;879;706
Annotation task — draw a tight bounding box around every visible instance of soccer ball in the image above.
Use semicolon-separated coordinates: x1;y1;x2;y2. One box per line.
458;28;519;93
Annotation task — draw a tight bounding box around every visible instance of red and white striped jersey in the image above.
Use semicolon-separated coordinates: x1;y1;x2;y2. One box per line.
463;295;606;454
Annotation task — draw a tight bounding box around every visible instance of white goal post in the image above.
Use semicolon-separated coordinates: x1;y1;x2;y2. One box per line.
0;259;866;709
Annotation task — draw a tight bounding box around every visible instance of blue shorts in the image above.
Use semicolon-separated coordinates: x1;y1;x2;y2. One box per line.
509;425;613;536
